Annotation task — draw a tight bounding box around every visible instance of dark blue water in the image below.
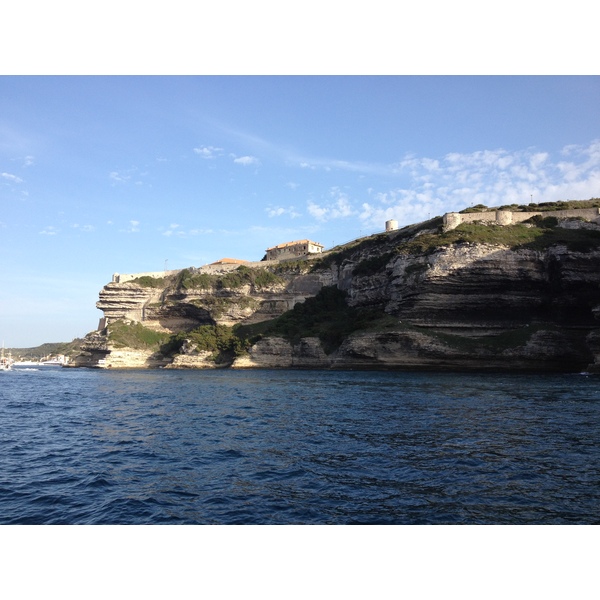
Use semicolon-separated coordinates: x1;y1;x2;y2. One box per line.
1;367;599;524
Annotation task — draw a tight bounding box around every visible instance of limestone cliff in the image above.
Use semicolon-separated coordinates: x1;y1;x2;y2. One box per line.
72;203;600;372
71;262;335;369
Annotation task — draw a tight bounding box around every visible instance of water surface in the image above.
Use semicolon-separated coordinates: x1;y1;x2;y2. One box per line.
1;367;598;524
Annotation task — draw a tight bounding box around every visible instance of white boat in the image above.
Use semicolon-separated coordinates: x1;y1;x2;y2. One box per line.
39;355;68;366
1;345;13;371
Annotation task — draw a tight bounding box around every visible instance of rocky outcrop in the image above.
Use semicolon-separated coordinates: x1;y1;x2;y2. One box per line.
96;269;333;333
68;329;171;369
232;327;593;372
233;337;329;369
96;282;162;323
165;351;221;369
97;349;168;369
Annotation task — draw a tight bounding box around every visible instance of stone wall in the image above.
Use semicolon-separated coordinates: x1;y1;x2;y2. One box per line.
113;270;181;283
443;207;600;231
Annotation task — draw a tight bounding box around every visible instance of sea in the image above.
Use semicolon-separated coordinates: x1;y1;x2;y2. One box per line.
1;366;599;525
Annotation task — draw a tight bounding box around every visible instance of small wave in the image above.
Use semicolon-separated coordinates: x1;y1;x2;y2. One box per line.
214;448;244;460
76;474;113;489
252;468;307;482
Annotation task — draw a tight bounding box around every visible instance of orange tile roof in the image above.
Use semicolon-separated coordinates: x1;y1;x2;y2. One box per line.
210;258;250;265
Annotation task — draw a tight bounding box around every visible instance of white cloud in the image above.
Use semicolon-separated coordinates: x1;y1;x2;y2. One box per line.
162;223;216;237
109;167;147;186
109;171;130;183
119;220;140;233
194;146;223;159
307;189;357;222
23;155;34;167
39;226;58;235
307;201;328;220
266;205;301;219
162;223;181;237
1;172;23;183
72;224;95;232
233;155;260;166
187;228;214;236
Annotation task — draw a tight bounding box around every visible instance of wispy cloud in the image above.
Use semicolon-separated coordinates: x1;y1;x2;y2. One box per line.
233;155;260;166
187;228;215;236
1;172;23;183
266;205;301;219
296;156;388;175
39;226;58;235
109;168;146;186
162;223;181;237
216;123;385;175
161;223;215;237
194;145;224;159
109;171;131;183
120;220;140;233
359;140;600;228
72;224;95;232
307;188;357;222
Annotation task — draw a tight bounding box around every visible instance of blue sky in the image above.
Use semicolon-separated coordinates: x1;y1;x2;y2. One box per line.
1;75;599;347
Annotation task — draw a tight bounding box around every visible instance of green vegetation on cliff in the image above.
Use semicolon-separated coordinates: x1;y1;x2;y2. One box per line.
163;324;250;364
309;201;600;278
237;286;395;354
108;320;170;349
129;275;167;288
397;219;600;255
310;205;600;280
176;265;284;291
461;198;600;213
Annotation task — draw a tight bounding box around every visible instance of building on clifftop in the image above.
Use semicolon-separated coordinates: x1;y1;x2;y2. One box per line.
265;239;324;261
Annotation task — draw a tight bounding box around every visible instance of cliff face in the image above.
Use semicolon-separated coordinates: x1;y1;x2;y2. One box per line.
232;243;600;372
353;243;600;329
72;214;600;372
96;268;334;330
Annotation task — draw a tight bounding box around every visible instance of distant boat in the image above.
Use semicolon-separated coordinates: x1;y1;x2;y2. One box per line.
1;345;13;371
39;355;68;366
13;360;41;367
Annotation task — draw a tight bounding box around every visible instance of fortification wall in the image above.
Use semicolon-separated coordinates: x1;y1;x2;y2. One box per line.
113;270;181;283
443;207;600;231
113;262;270;282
